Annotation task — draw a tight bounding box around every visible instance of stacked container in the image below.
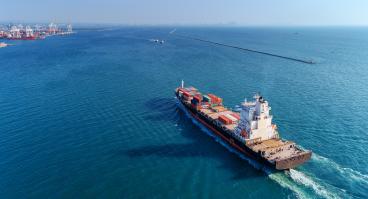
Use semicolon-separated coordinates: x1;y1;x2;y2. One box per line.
201;101;210;108
182;91;192;101
230;113;240;120
191;94;201;102
225;113;239;123
208;94;223;104
194;95;202;102
218;115;233;125
190;94;202;110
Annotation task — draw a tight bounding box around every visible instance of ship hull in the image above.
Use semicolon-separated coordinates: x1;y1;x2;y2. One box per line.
176;93;311;170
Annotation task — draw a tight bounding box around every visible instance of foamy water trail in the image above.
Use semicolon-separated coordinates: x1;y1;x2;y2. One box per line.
313;154;368;186
268;172;310;199
288;169;345;199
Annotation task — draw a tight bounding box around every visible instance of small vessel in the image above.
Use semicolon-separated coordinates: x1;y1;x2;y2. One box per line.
0;42;8;48
149;39;159;43
149;39;164;44
175;81;312;170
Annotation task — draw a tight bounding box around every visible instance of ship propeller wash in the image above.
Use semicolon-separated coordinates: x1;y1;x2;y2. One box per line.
175;81;312;170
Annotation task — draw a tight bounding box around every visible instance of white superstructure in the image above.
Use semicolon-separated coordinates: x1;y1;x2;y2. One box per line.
234;94;278;141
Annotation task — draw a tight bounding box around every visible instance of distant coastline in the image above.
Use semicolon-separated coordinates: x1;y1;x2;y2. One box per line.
0;22;74;41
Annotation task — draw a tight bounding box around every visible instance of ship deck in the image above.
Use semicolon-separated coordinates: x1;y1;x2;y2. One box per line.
248;139;306;162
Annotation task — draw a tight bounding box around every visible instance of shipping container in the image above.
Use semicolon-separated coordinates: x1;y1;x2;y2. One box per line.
195;93;202;98
230;113;240;120
225;114;238;122
201;105;209;108
183;91;191;97
178;88;188;93
193;95;202;103
207;94;223;104
218;115;232;125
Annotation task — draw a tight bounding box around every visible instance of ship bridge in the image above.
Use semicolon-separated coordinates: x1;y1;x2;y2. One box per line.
234;94;278;141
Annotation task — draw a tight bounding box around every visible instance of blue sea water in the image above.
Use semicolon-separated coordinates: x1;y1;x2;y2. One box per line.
0;26;368;199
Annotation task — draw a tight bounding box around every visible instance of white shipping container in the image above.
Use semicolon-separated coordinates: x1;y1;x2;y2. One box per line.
225;114;238;122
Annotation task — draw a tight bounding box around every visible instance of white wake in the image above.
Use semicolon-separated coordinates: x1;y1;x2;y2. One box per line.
313;154;368;185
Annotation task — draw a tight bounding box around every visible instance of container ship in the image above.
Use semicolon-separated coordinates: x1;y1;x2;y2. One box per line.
175;81;312;170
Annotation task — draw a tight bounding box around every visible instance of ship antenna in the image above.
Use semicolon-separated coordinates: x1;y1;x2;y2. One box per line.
181;80;184;88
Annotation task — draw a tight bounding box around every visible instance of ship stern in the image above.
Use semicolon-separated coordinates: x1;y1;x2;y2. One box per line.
275;151;312;170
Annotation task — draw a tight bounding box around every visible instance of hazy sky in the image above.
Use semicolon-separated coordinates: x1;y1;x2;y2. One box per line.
1;0;368;26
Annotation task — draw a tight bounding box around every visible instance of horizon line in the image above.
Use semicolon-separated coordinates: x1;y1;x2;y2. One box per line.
1;21;368;28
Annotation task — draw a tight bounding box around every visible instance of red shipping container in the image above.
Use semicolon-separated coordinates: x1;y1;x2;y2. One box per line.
230;113;240;120
208;94;223;104
218;115;232;125
183;91;191;97
178;88;188;93
207;94;217;100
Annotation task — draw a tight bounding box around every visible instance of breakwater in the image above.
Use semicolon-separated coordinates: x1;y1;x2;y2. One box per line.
172;33;315;64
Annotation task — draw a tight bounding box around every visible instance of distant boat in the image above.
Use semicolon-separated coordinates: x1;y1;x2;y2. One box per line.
0;42;8;48
149;39;164;44
149;39;159;43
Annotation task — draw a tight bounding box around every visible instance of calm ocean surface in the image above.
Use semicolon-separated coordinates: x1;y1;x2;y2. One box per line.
0;26;368;198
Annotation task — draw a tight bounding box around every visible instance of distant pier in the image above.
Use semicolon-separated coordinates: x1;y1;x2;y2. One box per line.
172;33;315;64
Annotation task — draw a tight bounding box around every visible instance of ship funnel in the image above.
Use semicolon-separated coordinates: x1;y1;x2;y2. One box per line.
181;80;184;88
254;92;262;101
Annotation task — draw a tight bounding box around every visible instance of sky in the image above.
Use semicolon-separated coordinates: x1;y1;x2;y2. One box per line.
1;0;368;26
